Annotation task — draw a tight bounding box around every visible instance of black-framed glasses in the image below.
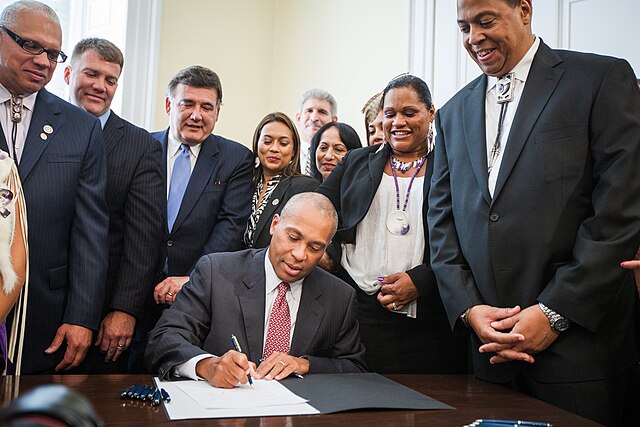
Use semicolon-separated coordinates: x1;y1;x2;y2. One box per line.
0;25;67;63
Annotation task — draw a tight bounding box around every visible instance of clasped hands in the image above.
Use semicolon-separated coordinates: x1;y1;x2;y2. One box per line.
376;272;419;312
467;304;560;364
195;350;310;389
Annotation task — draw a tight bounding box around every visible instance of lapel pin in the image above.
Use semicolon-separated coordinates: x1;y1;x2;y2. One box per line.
40;133;47;141
43;124;54;134
272;198;279;206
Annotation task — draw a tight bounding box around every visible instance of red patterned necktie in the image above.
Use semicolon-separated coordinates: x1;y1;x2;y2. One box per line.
263;282;291;358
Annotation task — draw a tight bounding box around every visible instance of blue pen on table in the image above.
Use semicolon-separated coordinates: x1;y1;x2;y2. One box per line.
120;384;137;399
470;420;553;427
145;386;156;401
132;384;145;399
152;388;161;406
230;334;254;388
160;388;171;403
138;385;150;401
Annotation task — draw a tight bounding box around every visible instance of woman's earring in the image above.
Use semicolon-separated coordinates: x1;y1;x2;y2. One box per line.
254;156;260;168
427;124;435;153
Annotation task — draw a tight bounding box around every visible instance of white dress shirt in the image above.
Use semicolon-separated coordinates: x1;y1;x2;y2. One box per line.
485;36;540;197
98;110;111;130
175;249;304;380
166;132;202;197
0;84;38;163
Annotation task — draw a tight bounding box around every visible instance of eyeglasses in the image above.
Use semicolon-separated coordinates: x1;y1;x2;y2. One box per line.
0;25;67;63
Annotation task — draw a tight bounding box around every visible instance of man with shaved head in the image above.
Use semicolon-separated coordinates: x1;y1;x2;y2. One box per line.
145;192;366;388
0;0;108;374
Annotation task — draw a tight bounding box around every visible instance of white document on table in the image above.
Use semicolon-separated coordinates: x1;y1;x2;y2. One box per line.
154;377;320;420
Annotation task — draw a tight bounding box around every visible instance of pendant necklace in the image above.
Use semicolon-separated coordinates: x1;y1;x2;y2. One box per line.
386;154;426;236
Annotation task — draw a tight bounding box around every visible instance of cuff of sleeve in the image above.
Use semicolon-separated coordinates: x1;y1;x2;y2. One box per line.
174;354;215;380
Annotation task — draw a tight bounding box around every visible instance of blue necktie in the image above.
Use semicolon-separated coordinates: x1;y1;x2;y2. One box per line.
167;144;190;232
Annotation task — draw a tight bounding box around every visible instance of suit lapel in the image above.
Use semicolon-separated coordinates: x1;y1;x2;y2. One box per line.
290;269;325;356
103;112;124;156
422;150;434;242
462;75;492;205
18;89;63;180
171;134;219;234
238;250;267;361
368;143;389;194
492;43;564;202
253;177;291;242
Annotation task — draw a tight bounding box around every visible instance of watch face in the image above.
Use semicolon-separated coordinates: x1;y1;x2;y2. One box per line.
553;318;570;332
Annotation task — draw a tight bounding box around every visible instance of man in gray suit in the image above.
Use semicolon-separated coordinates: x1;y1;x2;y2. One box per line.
145;193;366;388
428;0;640;424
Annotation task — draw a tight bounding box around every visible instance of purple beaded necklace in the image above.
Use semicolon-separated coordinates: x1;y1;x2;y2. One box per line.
386;154;427;235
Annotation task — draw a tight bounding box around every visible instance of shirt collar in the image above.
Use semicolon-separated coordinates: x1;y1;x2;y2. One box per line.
98;110;111;129
487;36;540;93
167;130;203;159
264;248;304;296
0;83;38;110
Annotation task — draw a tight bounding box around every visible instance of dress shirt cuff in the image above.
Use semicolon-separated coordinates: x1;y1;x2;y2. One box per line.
174;354;215;380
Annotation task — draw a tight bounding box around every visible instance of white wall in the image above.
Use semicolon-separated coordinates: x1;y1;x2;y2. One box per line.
153;0;275;145
154;0;409;146
153;0;639;145
410;0;640;109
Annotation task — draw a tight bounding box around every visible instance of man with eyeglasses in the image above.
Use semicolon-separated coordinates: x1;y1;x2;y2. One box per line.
140;66;253;354
0;1;108;374
64;38;164;373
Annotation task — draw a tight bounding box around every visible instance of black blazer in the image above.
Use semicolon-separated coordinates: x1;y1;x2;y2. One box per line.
429;41;640;383
145;249;366;378
103;113;163;319
0;89;109;373
317;143;446;322
249;174;319;249
153;130;253;276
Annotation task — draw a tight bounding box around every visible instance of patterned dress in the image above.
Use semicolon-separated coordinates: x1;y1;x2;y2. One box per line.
243;175;282;247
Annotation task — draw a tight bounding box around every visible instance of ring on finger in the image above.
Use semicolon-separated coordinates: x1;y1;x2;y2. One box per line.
392;302;398;311
166;291;174;297
278;360;286;366
117;344;125;348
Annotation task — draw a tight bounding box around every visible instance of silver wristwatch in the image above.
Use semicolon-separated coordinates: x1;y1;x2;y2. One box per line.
538;302;569;332
459;308;471;327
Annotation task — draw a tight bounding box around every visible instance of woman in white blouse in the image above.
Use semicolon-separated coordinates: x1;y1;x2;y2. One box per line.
317;75;468;373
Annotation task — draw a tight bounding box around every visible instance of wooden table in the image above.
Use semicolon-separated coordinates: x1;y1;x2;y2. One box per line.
0;374;600;426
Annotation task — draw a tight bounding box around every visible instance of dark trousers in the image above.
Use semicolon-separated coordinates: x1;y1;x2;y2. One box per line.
512;369;633;426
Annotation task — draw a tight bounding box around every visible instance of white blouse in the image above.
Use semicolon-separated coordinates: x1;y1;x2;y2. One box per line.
341;174;425;318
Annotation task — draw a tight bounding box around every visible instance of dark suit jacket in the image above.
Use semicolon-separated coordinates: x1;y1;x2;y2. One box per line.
0;89;109;373
102;113;163;319
152;130;253;276
317;143;448;322
428;41;640;383
250;174;319;249
144;249;366;378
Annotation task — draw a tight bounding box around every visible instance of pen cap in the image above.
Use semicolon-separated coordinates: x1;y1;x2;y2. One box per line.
0;384;104;427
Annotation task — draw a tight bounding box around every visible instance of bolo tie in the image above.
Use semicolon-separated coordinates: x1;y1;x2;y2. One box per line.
9;95;23;166
488;72;514;174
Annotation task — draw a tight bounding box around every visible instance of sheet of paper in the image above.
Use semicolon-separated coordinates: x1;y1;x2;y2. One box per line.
173;378;309;409
154;377;320;420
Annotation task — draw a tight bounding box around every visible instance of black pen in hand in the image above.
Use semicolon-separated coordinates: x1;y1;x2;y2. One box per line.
230;334;254;388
